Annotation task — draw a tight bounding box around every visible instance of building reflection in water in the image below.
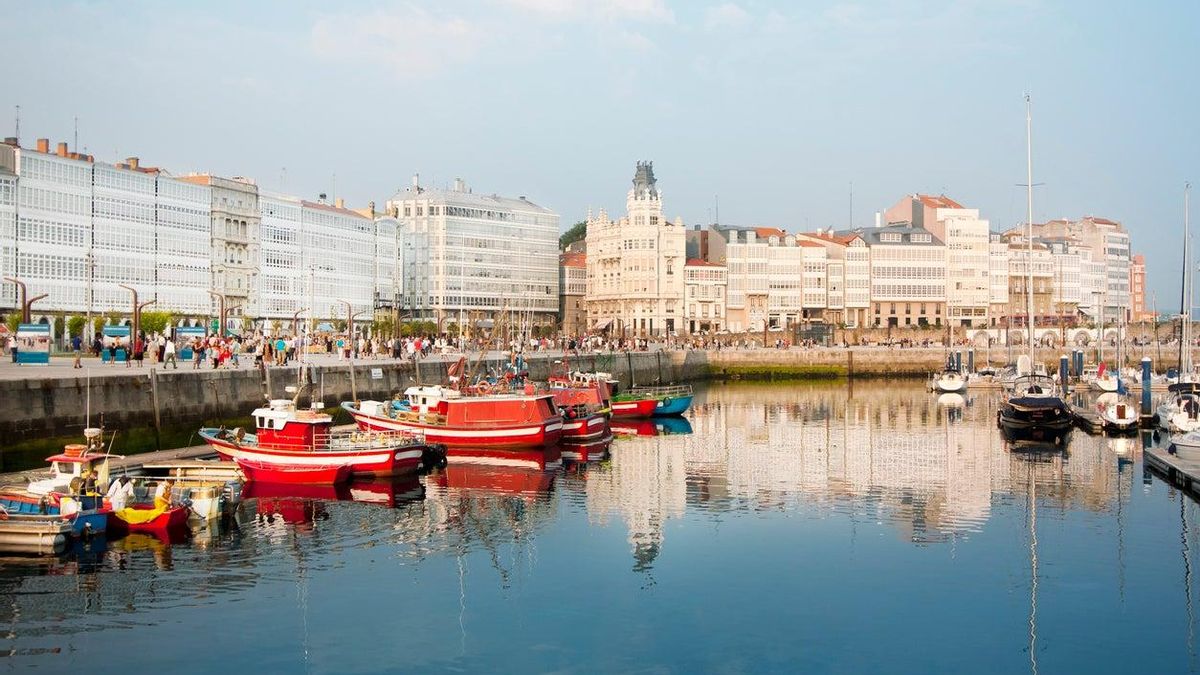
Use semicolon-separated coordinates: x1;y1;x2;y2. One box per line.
585;381;1149;570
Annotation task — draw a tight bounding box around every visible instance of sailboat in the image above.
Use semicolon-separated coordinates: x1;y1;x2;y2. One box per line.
1158;182;1200;434
998;94;1072;438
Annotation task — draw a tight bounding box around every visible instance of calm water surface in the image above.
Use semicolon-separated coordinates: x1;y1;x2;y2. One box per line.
3;381;1199;674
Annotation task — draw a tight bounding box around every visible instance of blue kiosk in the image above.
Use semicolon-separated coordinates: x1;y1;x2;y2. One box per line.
176;326;207;360
100;325;131;363
13;324;51;365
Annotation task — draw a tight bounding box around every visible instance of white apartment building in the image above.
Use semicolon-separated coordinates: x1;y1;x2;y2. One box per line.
92;160;157;313
300;200;376;322
389;176;559;329
886;194;990;327
585;162;686;336
373;214;400;314
684;258;726;334
795;231;870;327
0;167;15;308
0;139;214;320
988;234;1009;326
1031;216;1131;322
852;224;947;327
258;192;303;320
257;193;385;330
0;140;92;314
155;175;212;315
704;227;831;332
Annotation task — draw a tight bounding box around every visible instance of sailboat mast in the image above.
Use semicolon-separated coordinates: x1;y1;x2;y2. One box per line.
1184;183;1191;375
1025;94;1036;363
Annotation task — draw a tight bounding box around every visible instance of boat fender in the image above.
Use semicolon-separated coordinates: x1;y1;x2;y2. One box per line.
661;397;672;407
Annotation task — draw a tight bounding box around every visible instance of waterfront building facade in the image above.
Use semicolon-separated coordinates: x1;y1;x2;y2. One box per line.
885;194;990;327
1130;253;1150;322
684;258;726;334
388;176;559;330
796;232;869;327
559;252;587;335
179;174;261;324
0;166;16;308
1030;216;1131;323
585;162;686;336
854;224;947;327
988;233;1009;327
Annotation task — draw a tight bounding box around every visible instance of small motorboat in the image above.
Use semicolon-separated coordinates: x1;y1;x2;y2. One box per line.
0;510;75;556
109;503;191;536
235;458;352;485
1157;382;1200;433
624;384;695;416
1174;430;1200;461
930;369;967;394
1096;393;1139;434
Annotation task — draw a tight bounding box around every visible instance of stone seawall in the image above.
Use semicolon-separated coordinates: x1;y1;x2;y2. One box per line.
0;345;1185;447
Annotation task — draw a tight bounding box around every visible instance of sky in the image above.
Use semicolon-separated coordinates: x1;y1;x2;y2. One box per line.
2;0;1197;307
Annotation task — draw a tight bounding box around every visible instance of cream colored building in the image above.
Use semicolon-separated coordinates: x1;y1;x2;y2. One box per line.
179;174;261;324
559;252;587;335
585;162;686;337
796;232;870;327
684;258;726;334
885;194;990;327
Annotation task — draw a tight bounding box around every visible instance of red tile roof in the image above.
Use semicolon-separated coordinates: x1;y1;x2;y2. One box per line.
796;240;825;247
917;193;964;209
560;252;586;267
754;227;786;239
686;258;724;267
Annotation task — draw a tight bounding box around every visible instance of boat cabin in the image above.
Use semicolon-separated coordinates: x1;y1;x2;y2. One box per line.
253;399;333;449
403;385;462;415
29;447;111;496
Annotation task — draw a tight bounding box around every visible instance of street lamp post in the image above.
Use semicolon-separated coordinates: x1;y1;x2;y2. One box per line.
2;276;44;324
207;290;226;337
292;308;307;337
137;299;156;342
117;284;140;343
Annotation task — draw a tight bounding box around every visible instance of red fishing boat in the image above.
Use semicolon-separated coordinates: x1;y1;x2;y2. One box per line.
342;386;563;449
234;458;352;485
199;399;443;478
544;370;613;441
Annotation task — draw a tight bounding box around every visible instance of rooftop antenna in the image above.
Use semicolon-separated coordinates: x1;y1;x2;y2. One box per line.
849;181;854;228
13;105;19;144
714;195;719;226
74;115;78;151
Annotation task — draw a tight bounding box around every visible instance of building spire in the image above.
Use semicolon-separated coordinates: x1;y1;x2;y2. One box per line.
632;160;658;200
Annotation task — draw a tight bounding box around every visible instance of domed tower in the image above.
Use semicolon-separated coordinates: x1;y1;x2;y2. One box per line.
627;161;663;227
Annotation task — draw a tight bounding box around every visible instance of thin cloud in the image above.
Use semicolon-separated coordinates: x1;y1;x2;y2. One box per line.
498;0;675;23
311;5;483;77
703;2;752;31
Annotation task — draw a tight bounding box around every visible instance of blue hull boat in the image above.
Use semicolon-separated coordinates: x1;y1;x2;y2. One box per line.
653;395;693;416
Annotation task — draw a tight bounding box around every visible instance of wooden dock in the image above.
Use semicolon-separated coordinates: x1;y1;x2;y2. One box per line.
0;444;217;488
1145;446;1200;499
1070;404;1103;433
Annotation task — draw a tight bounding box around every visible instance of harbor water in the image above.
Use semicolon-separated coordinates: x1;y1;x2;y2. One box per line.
3;380;1200;673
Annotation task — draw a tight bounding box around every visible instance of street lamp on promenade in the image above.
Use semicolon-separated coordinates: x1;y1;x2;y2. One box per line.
207;290;226;337
4;276;47;324
292;308;308;337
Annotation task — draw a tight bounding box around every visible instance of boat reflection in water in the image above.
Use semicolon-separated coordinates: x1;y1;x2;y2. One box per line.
610;416;693;438
432;446;561;496
561;435;613;463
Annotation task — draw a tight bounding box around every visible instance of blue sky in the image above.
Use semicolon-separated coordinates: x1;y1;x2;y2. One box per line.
3;0;1197;306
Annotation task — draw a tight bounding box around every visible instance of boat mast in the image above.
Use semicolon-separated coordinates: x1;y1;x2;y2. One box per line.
1183;183;1192;375
1025;94;1036;368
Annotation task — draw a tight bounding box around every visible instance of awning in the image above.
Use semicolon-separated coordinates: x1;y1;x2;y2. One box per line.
593;318;613;330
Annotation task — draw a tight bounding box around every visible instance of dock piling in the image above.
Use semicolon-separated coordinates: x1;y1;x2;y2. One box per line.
1141;357;1152;418
1059;355;1069;396
149;367;162;450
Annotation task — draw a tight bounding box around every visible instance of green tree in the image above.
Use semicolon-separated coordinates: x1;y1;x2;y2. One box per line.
67;316;86;338
559;221;586;250
140;310;174;336
333;319;347;333
4;314;18;334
